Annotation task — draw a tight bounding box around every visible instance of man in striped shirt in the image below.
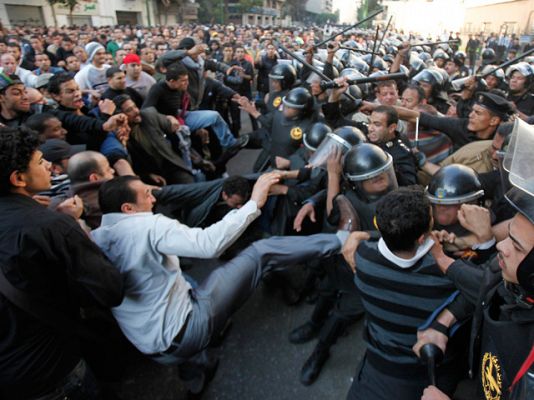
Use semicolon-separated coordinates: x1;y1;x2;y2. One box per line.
346;186;468;400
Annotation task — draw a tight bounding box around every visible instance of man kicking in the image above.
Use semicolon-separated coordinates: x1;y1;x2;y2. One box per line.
91;173;349;395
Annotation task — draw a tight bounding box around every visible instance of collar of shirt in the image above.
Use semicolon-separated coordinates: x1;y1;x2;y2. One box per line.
100;211;153;227
377;237;435;269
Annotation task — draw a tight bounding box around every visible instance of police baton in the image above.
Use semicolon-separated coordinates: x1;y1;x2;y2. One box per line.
338;46;381;55
313;9;384;49
411;40;459;48
319;71;409;90
419;343;444;386
275;41;359;103
479;47;534;78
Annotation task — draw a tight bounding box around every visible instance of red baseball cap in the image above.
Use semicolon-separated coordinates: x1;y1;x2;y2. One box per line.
123;54;141;65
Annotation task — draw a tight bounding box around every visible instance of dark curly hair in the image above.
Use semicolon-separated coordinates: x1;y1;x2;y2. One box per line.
0;126;41;195
375;185;432;252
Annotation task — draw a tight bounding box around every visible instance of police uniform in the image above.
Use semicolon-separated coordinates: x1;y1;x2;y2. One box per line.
265;89;288;114
508;91;534;117
444;256;534;400
380;135;418;186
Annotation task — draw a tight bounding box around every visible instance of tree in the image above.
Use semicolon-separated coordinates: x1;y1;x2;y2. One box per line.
58;0;80;26
45;0;61;27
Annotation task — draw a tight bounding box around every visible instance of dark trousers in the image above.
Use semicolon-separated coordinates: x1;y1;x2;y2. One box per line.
32;359;101;400
347;353;463;400
150;234;342;390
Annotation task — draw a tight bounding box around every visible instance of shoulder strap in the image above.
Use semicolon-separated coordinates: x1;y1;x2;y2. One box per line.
510;344;534;391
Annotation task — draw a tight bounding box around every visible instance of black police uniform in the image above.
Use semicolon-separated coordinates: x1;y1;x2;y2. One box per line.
508;92;534;117
265;89;289;114
379;134;418;186
444;257;534;400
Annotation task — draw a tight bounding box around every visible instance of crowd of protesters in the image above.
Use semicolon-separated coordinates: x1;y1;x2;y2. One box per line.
0;19;533;400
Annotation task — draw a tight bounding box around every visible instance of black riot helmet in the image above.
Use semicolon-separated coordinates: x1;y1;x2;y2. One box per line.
481;48;497;66
371;57;388;72
418;52;432;64
453;51;466;67
412;68;445;93
343;143;398;201
308;125;367;169
409;54;426;78
268;63;297;90
303;122;332;151
433;49;450;63
282;87;314;117
340;85;363;116
426;164;484;205
505;187;534;295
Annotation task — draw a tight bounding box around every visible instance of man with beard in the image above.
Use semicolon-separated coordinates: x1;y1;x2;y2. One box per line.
113;94;194;184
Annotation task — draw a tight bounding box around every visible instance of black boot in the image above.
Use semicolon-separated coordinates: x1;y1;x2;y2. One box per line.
288;321;320;344
300;342;330;386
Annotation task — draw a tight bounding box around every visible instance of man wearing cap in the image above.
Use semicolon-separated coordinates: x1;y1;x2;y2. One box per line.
364;92;515;151
38;138;81;198
74;42;110;94
101;67;144;107
0;73;30;127
123;53;156;99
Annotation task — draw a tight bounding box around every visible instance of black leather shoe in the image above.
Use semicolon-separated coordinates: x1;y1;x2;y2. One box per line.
185;358;219;399
289;322;320;344
335;194;360;232
300;345;330;386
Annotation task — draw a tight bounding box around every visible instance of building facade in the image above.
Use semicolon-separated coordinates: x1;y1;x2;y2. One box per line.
305;0;333;15
463;0;534;35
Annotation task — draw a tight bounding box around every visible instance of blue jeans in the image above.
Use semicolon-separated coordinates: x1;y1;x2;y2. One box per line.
184;110;237;149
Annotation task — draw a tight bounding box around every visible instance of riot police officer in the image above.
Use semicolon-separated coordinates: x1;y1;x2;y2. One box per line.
239;87;319;171
412;68;450;114
415;187;534;400
264;63;297;113
505;62;534;117
290;143;398;386
415;120;534;400
426;164;495;262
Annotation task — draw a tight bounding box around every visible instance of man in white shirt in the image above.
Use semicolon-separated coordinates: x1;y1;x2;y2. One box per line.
74;42;110;94
92;173;346;395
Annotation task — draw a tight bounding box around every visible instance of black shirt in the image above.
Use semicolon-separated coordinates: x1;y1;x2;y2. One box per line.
102;86;144;108
142;81;186;117
419;112;484;150
0;194;123;398
508;91;534;117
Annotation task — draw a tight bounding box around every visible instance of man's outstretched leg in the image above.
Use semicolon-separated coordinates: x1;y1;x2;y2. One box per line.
160;233;346;359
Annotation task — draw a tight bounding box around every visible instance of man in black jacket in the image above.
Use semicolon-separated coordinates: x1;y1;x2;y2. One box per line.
0;126;124;399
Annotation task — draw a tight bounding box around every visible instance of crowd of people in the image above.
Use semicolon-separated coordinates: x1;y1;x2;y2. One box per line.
0;19;533;400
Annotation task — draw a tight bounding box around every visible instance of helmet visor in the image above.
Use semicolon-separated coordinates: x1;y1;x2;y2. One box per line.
308;133;354;169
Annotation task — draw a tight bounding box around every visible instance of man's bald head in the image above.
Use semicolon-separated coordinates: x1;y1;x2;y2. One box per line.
67;151;115;184
26;87;44;105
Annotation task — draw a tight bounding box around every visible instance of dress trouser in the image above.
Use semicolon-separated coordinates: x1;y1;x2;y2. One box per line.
151;234;343;389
